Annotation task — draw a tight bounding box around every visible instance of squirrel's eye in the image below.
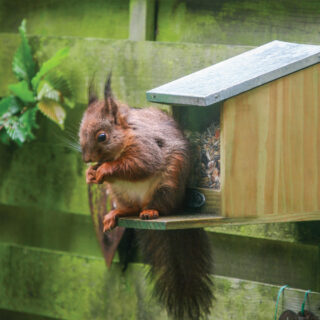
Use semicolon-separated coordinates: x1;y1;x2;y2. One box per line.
97;133;107;142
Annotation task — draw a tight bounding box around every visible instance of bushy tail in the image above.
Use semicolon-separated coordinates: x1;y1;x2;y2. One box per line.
137;229;214;320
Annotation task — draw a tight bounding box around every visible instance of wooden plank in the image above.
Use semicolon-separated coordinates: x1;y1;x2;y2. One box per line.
0;0;130;39
119;214;224;230
0;243;319;319
290;70;304;213
0;243;166;320
207;222;307;242
222;64;320;219
2;203;320;290
129;0;155;41
0;140;90;216
0;203;101;257
303;66;318;212
0;309;57;320
156;0;320;46
118;211;320;230
195;188;221;214
209;232;320;291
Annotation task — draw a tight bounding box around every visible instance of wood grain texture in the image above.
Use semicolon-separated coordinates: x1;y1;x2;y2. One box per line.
1;242;319;319
196;187;221;214
222;64;320;219
129;0;155;41
119;214;224;230
157;0;320;46
118;211;320;230
2;203;320;290
0;0;130;39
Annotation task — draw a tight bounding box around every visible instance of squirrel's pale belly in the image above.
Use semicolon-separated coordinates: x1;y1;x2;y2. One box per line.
109;175;161;207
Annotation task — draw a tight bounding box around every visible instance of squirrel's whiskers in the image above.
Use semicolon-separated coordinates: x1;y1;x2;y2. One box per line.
53;127;82;153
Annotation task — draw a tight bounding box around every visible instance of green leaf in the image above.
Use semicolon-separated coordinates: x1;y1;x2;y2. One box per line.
31;47;69;90
20;107;38;133
4;116;27;144
0;96;21;117
44;71;75;108
38;99;66;128
9;81;35;103
0;129;11;145
37;80;60;102
63;97;75;109
20;107;38;126
12;20;36;83
3;108;38;145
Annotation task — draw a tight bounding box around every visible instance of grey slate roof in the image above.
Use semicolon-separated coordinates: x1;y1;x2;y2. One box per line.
146;40;320;107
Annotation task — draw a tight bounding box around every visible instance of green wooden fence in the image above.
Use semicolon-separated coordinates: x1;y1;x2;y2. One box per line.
0;0;320;319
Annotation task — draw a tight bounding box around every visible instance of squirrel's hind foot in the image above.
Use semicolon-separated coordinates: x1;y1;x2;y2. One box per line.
103;210;118;232
139;209;159;220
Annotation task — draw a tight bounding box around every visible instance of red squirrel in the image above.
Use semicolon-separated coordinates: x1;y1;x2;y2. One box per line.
79;75;214;320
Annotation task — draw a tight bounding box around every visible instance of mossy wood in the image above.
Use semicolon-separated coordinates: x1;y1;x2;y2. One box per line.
156;0;320;46
2;203;320;291
1;242;320;319
1;0;320;47
129;0;155;41
0;0;130;39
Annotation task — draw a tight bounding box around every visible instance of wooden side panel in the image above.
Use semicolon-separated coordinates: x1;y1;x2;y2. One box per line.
221;64;320;219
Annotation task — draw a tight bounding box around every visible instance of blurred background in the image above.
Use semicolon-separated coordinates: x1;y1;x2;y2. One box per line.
0;0;320;319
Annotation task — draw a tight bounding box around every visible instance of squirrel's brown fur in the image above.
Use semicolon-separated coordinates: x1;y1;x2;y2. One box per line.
79;75;213;319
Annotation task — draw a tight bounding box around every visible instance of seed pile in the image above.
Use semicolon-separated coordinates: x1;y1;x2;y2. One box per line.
186;122;220;190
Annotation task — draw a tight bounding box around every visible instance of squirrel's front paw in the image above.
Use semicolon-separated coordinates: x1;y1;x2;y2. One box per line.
86;165;98;184
96;163;112;183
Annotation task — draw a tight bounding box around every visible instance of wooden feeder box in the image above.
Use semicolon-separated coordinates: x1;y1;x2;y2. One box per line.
119;40;320;230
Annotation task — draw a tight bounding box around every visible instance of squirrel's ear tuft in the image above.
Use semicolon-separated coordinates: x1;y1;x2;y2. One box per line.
104;72;112;101
88;76;98;105
104;72;119;124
